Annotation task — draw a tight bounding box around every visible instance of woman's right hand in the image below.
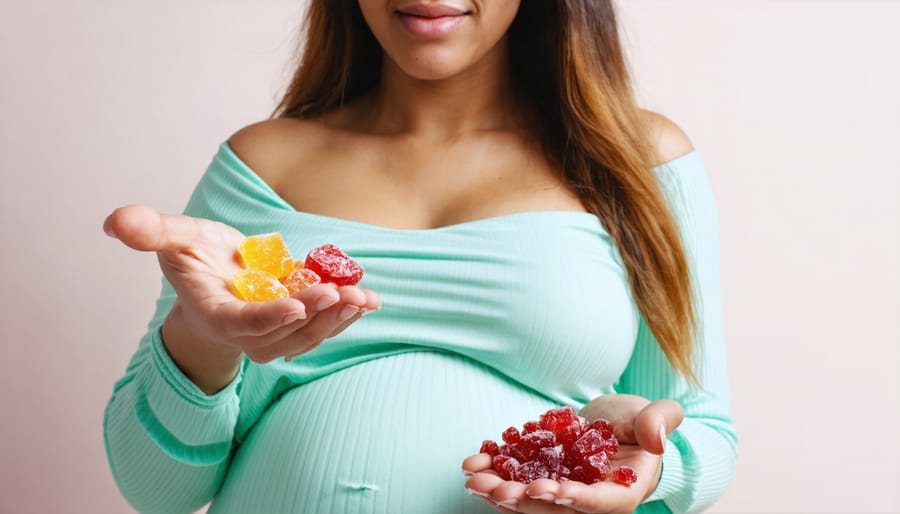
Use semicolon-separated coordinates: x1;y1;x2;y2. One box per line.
104;205;380;393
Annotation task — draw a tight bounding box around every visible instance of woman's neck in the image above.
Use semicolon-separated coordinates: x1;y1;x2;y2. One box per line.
356;38;526;140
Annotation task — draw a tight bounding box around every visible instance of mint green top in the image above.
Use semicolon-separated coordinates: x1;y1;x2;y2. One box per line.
104;142;737;514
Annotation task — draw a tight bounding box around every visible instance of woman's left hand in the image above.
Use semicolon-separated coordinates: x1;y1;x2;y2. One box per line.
462;395;684;514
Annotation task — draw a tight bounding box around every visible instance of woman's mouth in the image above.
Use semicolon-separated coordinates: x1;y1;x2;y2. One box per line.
394;4;471;38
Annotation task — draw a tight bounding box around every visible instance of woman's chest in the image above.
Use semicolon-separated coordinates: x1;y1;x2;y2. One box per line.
270;132;584;231
282;214;639;404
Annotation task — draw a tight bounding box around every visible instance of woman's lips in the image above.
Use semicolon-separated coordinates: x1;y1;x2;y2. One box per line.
396;13;467;38
394;5;470;39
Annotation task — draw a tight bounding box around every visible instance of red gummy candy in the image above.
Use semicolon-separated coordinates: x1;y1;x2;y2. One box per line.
611;466;638;486
572;428;605;455
483;407;636;486
583;452;611;482
590;419;615;439
515;460;550;483
522;430;556;451
304;244;364;286
522;421;540;434
540;406;578;433
537;444;564;472
502;426;521;444
480;440;500;457
492;455;519;481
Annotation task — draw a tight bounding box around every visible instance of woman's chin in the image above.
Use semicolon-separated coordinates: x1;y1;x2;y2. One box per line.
393;58;471;82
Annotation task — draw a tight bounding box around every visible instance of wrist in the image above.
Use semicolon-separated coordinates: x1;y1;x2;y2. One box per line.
162;303;244;395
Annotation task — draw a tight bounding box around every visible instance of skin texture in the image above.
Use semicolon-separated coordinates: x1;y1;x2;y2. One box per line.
105;0;696;510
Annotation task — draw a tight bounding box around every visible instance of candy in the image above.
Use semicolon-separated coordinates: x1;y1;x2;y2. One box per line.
480;440;500;457
502;426;521;445
611;466;638;486
233;269;289;302
232;234;365;302
478;406;636;486
305;244;365;286
238;233;293;278
280;262;321;295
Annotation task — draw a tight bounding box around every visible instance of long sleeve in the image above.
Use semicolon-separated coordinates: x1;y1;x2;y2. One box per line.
103;280;245;514
622;152;739;514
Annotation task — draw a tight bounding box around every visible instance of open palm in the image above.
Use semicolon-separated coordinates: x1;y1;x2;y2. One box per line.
104;205;380;364
463;395;684;514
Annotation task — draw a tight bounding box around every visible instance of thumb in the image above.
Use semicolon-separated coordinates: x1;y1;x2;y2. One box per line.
104;204;203;253
633;400;684;455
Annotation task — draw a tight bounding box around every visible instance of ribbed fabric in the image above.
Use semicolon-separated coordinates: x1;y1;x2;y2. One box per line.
103;143;737;514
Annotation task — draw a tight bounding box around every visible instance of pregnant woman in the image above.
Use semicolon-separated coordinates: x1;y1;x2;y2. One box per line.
103;1;737;512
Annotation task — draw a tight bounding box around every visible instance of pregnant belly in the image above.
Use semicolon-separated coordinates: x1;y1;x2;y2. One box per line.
209;351;558;514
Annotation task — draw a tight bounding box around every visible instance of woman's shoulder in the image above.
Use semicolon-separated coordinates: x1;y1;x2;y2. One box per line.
639;110;696;167
226;117;331;186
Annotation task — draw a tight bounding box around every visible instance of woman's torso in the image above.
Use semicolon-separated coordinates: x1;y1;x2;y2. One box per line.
204;118;639;513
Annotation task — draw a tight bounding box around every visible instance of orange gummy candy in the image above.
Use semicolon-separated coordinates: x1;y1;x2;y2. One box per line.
239;233;294;279
280;262;321;295
233;269;289;302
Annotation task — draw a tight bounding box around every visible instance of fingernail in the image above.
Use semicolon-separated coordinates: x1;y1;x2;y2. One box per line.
497;499;518;508
466;488;488;497
554;498;574;505
282;312;303;325
338;305;359;321
527;493;554;501
660;425;668;451
316;295;338;311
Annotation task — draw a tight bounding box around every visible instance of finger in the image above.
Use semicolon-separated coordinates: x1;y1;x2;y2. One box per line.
266;301;364;362
322;286;374;338
104;205;214;253
578;394;649;444
489;480;530;512
462;453;494;475
212;297;307;338
256;284;340;340
465;472;507;497
556;480;636;513
523;478;561;503
634;400;684;454
465;474;523;511
360;287;382;311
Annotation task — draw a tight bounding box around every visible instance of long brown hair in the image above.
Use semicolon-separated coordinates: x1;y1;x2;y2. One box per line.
274;0;698;383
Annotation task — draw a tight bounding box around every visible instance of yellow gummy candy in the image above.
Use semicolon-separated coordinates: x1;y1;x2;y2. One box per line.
239;232;294;278
233;269;289;302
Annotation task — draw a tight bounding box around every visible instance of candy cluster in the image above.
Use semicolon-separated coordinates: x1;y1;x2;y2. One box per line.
479;407;637;486
232;233;363;302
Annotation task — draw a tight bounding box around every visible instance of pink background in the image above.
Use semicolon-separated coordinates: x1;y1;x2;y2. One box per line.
2;1;897;512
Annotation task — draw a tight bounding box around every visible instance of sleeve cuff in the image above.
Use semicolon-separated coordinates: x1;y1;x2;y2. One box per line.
133;327;244;465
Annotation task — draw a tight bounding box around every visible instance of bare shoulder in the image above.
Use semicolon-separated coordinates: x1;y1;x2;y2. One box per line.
640;110;696;166
227;117;328;183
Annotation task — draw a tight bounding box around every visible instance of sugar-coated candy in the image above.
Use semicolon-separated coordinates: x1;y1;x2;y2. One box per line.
480;440;500;457
305;244;364;286
233;269;289;302
280;262;321;295
478;406;635;486
502;426;521;444
611;466;637;486
239;233;294;278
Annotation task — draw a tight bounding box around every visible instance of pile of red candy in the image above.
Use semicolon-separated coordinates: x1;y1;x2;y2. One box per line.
479;406;637;486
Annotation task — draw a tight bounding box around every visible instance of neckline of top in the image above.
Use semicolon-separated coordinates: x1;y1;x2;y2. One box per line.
217;141;698;234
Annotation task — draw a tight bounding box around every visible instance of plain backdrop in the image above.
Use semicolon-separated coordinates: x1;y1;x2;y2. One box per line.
1;1;898;513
